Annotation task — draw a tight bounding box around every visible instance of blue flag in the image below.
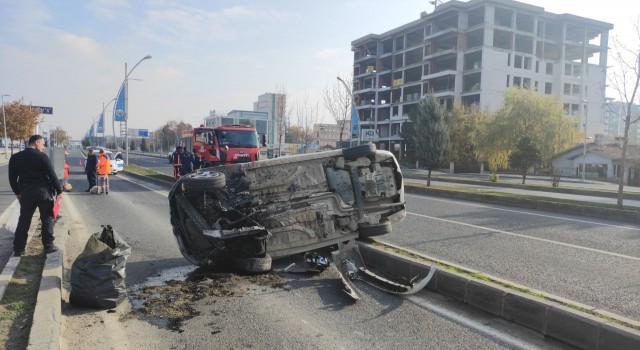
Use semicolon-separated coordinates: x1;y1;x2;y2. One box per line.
89;124;95;137
351;105;359;138
114;83;126;122
97;113;104;133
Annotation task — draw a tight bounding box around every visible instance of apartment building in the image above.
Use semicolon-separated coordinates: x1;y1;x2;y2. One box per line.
253;92;286;146
350;0;612;155
312;123;345;148
604;100;640;145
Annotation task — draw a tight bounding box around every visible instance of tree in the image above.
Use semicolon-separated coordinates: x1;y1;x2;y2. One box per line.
410;95;450;186
446;105;490;171
1;99;40;150
130;140;136;151
322;75;352;147
474;87;580;171
50;126;70;147
140;138;148;152
509;136;542;184
285;125;304;144
275;85;292;156
294;93;320;152
608;18;640;209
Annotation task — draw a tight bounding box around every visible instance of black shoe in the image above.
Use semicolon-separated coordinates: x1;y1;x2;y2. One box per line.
13;250;24;257
44;246;59;254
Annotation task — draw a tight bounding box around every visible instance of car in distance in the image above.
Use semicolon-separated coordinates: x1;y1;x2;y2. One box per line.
168;144;406;272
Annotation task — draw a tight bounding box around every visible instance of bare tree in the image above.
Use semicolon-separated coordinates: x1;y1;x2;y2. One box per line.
322;75;352;147
609;18;640;209
295;92;320;153
275;84;292;157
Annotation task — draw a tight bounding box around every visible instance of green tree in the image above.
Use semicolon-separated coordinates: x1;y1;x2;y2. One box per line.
509;136;542;184
410;95;450;186
130;140;136;151
475;87;579;171
140;138;148;152
446;105;490;171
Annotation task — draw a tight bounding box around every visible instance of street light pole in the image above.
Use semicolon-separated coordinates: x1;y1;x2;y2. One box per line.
1;94;9;159
122;55;152;166
336;76;359;146
582;100;588;181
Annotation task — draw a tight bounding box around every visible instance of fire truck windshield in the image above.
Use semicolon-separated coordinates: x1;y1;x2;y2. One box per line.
216;129;259;148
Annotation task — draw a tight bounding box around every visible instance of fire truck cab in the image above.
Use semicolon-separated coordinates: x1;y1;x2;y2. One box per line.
181;125;266;167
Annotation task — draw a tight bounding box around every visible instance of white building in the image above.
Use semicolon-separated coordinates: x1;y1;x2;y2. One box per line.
253;93;286;146
350;0;612;157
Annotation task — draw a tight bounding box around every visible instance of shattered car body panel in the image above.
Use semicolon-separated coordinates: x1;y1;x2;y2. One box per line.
168;144;406;269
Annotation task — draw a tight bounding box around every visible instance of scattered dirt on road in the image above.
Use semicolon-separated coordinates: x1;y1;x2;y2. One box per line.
128;268;288;332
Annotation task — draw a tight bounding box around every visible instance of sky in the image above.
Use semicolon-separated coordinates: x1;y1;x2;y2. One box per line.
0;0;637;140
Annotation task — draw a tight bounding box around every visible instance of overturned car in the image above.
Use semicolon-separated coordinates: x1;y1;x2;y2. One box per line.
168;144;406;273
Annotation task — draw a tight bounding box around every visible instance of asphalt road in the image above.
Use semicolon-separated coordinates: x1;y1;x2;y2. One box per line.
382;194;640;321
59;149;570;349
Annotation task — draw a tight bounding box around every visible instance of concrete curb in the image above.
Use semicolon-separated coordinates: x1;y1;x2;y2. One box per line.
121;169;174;187
405;184;640;225
358;241;640;350
27;204;68;350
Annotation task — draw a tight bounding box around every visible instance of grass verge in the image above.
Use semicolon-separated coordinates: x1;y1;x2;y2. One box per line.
407;183;640;213
0;236;45;350
124;164;162;176
371;240;640;331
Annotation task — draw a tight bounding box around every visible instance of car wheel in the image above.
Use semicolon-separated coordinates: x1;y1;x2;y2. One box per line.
358;220;392;238
182;171;226;192
343;144;376;160
231;255;272;273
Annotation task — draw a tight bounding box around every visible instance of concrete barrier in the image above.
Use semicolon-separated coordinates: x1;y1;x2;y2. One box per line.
357;242;640;350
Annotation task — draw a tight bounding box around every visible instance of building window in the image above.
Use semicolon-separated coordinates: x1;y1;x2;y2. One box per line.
506;75;510;87
507;53;511;66
545;82;552;94
524;57;532;70
564;83;571;95
523;77;531;89
514;55;523;68
535;60;540;73
546;62;553;75
513;76;522;87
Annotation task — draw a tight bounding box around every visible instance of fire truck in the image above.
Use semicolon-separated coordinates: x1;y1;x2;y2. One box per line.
180;125;266;167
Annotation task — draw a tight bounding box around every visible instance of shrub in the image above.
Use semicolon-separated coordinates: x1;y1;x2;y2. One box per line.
488;173;499;182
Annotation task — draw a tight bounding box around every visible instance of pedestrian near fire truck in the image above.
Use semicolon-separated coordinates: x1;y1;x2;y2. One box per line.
8;134;63;257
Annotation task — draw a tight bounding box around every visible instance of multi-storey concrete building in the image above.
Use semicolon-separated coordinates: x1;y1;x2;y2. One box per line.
253;92;286;146
350;0;612;156
603;100;640;145
312;123;344;148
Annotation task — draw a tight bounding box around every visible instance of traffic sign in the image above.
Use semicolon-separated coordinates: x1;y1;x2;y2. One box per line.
138;129;149;137
32;106;53;114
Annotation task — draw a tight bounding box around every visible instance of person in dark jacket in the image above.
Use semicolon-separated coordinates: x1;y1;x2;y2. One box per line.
172;146;183;179
85;149;98;191
192;148;201;170
8;134;63;256
180;150;194;176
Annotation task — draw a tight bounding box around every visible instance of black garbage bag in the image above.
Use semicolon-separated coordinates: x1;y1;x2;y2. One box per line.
69;225;131;309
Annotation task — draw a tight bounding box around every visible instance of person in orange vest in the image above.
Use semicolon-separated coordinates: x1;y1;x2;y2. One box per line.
172;146;183;179
96;149;111;195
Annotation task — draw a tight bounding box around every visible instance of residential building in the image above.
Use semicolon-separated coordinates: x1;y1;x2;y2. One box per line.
603;100;640;145
312;123;345;148
350;0;612;157
253;93;286;146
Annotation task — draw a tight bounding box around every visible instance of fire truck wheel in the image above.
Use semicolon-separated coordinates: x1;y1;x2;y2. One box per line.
358;220;392;238
342;144;376;160
182;171;226;192
231;255;272;273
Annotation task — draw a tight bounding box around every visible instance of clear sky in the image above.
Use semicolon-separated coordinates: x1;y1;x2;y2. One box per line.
0;0;636;139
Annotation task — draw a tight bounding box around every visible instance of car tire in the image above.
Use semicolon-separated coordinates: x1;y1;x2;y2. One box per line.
358;220;392;238
231;255;272;273
182;171;226;192
343;144;376;160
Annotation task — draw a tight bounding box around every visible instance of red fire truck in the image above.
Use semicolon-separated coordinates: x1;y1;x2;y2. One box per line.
180;125;266;167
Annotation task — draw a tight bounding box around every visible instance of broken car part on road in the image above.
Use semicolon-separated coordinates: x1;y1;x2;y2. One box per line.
167;145;427;297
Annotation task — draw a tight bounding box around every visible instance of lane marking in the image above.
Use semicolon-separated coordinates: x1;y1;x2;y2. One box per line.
406;211;640;261
118;175;170;197
406;194;640;231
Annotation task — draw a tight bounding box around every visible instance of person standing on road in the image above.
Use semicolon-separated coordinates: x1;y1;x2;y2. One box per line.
96;149;111;195
192;148;201;170
8;134;63;257
85;149;98;191
181;149;194;176
172;146;183;179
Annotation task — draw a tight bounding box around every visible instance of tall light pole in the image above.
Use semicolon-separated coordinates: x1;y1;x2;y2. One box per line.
122;55;152;165
1;94;9;159
582;99;588;181
336;76;359;146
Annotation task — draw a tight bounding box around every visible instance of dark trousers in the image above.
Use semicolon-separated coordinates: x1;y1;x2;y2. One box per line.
87;171;97;188
14;187;55;252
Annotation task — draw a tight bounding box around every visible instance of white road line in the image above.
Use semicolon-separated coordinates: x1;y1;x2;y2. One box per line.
119;175;170;197
406;194;640;231
407;211;640;261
